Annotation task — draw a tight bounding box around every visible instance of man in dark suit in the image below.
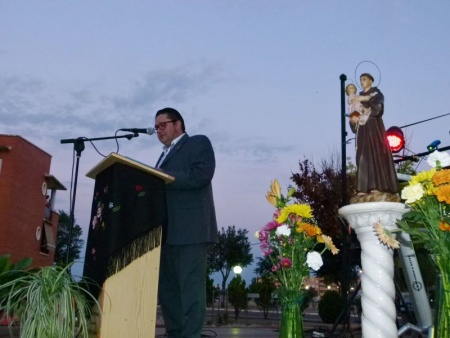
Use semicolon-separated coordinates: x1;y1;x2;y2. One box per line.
154;107;218;338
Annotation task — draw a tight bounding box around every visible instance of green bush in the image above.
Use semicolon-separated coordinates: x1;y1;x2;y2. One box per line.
228;275;247;320
318;290;345;324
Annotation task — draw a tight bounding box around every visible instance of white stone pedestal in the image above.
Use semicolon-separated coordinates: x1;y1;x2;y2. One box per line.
339;202;408;338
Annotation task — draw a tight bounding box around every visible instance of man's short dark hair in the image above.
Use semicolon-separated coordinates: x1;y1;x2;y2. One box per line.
360;73;374;82
156;107;185;132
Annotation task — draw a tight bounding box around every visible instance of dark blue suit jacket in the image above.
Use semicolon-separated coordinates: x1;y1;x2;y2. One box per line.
158;134;218;245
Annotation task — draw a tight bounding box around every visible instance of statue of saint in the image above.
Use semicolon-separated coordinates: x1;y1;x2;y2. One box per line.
348;73;399;203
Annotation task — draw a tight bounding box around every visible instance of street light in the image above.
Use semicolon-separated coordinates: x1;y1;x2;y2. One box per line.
233;266;242;274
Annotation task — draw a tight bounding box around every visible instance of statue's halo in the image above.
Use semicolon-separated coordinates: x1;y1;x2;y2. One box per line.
354;61;381;89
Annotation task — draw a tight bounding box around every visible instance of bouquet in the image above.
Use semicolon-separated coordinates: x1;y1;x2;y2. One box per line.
397;150;450;337
256;179;339;291
397;150;450;257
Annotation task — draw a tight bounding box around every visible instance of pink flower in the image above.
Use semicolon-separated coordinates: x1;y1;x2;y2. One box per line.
271;264;280;272
265;220;280;231
280;257;292;269
262;248;274;257
258;231;269;242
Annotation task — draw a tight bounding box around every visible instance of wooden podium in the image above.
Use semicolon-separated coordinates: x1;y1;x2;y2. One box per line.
83;153;173;338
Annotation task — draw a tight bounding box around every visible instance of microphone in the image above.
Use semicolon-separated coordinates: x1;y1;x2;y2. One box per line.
119;127;155;135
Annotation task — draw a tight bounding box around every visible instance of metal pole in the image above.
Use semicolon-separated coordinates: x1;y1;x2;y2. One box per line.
339;74;352;333
340;74;348;206
66;138;85;265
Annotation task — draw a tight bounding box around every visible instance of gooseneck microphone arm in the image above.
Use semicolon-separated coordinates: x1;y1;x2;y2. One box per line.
60;133;137;265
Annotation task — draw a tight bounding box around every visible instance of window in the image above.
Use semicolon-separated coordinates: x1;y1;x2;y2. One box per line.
39;220;56;254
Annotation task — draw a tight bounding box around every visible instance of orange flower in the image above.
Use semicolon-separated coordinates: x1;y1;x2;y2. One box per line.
265;192;277;207
432;169;450;186
434;185;450;204
439;220;450;232
266;179;281;207
296;222;322;237
322;235;340;254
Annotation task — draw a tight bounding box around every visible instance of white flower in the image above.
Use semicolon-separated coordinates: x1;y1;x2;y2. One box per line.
427;150;450;168
254;231;260;239
306;251;323;271
401;183;425;204
275;224;291;237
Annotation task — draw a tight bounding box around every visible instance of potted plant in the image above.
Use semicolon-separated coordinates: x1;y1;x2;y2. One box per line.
0;262;97;338
0;254;33;326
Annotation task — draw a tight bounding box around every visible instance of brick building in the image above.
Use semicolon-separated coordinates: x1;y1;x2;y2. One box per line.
0;135;66;266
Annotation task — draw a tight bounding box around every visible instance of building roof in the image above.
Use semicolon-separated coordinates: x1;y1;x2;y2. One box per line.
45;174;67;191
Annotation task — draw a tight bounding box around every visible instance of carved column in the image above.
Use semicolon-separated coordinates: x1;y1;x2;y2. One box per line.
339;202;408;338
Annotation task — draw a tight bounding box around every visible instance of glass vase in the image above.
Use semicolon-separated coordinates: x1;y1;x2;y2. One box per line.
278;289;305;338
435;256;450;338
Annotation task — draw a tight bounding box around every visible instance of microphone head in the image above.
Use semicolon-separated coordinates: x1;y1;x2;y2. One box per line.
119;127;155;135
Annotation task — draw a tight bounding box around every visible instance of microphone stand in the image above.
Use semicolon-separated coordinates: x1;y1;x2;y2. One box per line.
60;133;138;265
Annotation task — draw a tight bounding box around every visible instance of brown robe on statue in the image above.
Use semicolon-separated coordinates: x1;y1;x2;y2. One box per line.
350;87;398;194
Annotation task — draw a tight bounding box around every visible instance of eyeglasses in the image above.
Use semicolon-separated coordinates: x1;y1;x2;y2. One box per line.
154;120;176;131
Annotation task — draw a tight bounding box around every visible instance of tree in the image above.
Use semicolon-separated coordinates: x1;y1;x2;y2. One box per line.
54;210;84;267
208;226;253;292
248;276;276;319
227;275;248;320
291;156;356;240
254;256;273;278
290;156;360;294
206;271;215;307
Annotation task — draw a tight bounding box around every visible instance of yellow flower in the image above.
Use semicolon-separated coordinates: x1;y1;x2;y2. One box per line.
409;168;435;185
276;204;312;224
373;222;399;249
322;235;339;255
434;185;450;204
432;169;450;187
423;183;436;196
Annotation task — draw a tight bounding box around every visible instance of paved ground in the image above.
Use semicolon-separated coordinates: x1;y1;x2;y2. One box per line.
153;306;362;338
155;324;362;338
0;319;361;338
0;306;362;338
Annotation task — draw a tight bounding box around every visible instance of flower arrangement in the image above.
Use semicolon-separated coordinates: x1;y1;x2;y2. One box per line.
256;179;339;291
396;150;450;337
397;151;450;257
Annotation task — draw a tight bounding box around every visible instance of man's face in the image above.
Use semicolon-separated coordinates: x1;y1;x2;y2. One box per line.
155;113;181;146
360;76;373;90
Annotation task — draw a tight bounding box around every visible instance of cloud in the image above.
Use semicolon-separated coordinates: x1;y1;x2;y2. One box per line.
0;62;224;142
112;62;223;111
215;135;295;163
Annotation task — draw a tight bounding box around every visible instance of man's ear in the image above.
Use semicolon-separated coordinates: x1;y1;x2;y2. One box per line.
175;120;183;133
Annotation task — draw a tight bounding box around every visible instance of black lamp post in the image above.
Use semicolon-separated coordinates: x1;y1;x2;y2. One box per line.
340;74;348;206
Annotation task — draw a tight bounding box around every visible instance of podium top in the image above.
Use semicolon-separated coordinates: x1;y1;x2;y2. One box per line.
86;152;174;184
